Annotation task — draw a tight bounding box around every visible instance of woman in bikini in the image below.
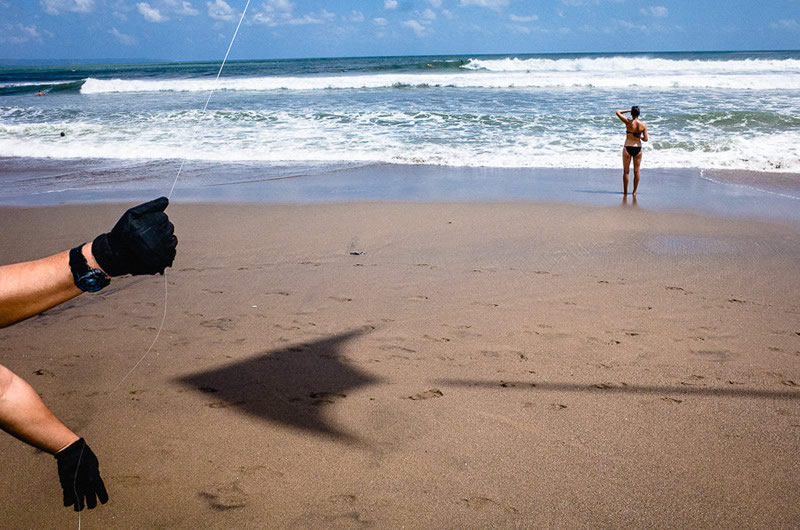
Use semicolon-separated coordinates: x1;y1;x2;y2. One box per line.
615;105;648;196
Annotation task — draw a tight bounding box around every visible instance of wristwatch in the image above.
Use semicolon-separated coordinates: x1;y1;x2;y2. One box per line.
69;245;110;292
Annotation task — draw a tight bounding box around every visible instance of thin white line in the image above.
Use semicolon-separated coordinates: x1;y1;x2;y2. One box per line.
168;0;252;200
119;0;251;386
116;273;168;388
698;168;800;201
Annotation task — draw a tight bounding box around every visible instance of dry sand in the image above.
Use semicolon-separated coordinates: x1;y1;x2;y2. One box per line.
1;201;799;528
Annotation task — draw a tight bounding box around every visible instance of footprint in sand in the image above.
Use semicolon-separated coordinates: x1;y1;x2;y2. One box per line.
407;389;443;400
329;296;353;303
379;345;417;354
460;497;518;514
690;349;732;363
327;494;357;506
200;318;236;331
423;334;451;343
309;392;347;405
666;286;691;294
200;481;248;511
591;382;627;389
32;368;55;377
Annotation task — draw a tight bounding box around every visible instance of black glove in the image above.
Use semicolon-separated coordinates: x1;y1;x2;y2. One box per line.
55;438;109;511
92;196;177;276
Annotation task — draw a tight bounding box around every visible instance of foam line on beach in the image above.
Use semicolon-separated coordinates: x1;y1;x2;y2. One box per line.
698;171;800;201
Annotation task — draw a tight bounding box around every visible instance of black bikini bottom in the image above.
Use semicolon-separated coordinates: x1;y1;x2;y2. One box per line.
625;146;642;157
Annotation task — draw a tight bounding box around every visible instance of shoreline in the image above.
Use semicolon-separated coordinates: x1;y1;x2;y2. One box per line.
1;201;799;527
1;159;800;226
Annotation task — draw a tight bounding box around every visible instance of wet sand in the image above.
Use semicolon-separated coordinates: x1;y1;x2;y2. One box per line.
1;200;799;528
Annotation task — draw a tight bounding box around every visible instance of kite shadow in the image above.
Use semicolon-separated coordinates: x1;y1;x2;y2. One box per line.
174;329;380;445
434;378;800;400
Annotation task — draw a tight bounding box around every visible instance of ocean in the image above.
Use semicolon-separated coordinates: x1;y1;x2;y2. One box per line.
1;51;799;199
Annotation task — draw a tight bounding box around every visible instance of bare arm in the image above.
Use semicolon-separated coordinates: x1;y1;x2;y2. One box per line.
0;364;78;454
0;243;102;328
642;124;648;142
616;109;631;124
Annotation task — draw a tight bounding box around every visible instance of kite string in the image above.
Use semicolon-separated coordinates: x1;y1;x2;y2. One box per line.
115;0;251;390
169;0;251;200
74;3;252;529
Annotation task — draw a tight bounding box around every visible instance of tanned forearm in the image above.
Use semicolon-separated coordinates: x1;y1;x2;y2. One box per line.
0;243;103;328
0;364;79;454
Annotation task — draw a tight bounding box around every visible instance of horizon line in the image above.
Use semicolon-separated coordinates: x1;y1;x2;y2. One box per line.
2;48;798;68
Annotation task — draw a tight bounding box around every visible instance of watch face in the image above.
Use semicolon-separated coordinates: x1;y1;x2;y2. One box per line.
77;270;110;292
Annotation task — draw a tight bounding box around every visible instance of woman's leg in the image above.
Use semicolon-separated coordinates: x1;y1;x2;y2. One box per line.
622;148;632;195
632;151;642;195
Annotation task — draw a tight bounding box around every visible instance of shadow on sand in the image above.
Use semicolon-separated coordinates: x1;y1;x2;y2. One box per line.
175;329;381;444
434;378;800;400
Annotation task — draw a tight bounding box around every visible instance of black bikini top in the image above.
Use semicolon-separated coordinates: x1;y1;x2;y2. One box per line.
627;130;642;138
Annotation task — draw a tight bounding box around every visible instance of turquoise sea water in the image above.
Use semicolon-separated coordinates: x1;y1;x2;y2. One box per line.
1;51;799;199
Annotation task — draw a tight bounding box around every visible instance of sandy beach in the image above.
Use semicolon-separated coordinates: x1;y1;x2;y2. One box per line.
1;197;799;528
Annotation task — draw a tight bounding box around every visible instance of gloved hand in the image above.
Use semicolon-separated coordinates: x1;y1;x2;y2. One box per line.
55;438;109;511
92;196;177;276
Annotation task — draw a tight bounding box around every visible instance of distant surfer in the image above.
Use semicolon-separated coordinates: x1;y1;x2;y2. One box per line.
616;106;648;196
35;91;46;96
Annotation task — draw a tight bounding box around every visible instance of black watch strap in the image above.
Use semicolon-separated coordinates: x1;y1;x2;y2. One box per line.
69;245;110;293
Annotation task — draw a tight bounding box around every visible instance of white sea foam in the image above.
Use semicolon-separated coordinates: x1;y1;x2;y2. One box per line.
463;56;800;74
80;56;800;94
2;110;797;173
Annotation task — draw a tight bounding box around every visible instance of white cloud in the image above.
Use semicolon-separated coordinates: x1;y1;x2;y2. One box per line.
614;18;636;29
265;0;293;12
137;2;168;22
41;0;94;15
109;27;136;45
459;0;508;8
509;14;537;23
252;3;336;27
373;17;388;26
641;5;668;17
402;19;428;37
427;0;442;7
207;0;234;21
384;0;398;9
421;8;436;20
165;0;199;15
0;23;45;44
771;18;800;30
346;10;365;23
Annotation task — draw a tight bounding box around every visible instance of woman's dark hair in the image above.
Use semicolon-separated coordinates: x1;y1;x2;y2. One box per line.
631;105;640;118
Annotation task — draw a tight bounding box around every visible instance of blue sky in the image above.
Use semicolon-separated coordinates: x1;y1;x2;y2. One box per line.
1;0;799;61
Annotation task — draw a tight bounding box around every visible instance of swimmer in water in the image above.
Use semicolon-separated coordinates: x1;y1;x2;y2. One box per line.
615;105;649;196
